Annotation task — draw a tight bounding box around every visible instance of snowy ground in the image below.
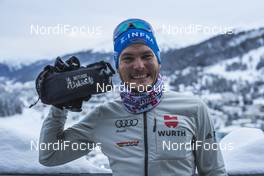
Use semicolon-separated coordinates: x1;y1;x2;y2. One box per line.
220;127;264;175
0;108;111;174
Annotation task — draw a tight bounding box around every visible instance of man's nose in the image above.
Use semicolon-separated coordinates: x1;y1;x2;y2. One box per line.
132;57;144;70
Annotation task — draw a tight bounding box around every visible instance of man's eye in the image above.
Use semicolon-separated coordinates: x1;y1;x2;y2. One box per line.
143;55;153;60
122;57;133;62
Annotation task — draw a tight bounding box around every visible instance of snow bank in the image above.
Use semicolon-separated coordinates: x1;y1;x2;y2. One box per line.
220;127;264;174
0;108;111;174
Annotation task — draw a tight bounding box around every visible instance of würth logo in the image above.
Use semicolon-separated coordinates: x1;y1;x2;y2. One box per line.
164;115;178;128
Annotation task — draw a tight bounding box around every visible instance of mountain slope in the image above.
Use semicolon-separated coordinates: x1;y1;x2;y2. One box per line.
0;50;113;82
161;27;264;73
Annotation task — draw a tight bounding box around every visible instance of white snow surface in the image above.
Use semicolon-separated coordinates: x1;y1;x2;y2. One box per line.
0;108;111;174
220;127;264;174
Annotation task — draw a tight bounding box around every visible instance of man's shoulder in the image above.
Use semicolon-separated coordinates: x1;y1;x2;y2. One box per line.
163;90;204;105
160;90;209;119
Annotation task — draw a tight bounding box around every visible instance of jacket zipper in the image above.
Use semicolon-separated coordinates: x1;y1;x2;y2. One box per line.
143;112;148;176
153;117;157;132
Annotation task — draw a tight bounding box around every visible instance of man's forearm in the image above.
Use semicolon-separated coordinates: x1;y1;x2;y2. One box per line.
39;106;92;166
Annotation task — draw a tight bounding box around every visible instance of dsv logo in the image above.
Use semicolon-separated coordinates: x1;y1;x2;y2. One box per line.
115;119;138;128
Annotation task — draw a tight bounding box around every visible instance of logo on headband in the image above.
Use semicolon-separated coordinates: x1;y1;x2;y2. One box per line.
120;31;154;45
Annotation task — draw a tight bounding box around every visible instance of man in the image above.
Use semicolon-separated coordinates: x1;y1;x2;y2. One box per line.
39;18;227;176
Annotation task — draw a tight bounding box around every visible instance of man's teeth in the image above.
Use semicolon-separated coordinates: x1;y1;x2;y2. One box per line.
132;74;147;79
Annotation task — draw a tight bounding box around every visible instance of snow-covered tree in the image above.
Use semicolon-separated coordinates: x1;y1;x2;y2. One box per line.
0;88;23;117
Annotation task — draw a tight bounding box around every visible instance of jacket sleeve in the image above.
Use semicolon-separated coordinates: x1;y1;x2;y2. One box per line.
194;100;227;176
39;106;100;166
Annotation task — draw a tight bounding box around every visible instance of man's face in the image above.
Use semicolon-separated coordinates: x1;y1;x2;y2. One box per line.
118;44;160;92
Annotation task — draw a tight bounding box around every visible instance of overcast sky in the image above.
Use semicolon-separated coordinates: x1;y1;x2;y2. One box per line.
1;0;264;64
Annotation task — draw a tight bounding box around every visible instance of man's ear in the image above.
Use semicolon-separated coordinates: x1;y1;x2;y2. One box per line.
157;65;161;74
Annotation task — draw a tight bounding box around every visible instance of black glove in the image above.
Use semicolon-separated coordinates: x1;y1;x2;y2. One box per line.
54;95;91;112
30;56;115;111
54;56;80;72
53;56;91;112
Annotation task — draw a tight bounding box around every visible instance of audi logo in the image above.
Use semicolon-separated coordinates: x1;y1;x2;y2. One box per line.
115;119;138;128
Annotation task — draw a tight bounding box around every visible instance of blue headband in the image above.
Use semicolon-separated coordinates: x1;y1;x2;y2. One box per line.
113;28;161;69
